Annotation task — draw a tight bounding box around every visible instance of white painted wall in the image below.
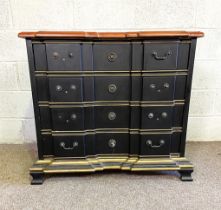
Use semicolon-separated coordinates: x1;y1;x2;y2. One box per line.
0;0;220;143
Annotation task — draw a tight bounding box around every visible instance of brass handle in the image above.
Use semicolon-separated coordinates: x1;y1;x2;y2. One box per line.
150;84;156;89
60;141;78;150
152;51;172;60
108;112;116;120
148;112;154;119
108;139;116;148
146;139;165;148
70;84;77;90
107;52;118;62
56;85;62;91
108;84;117;93
53;52;59;59
71;113;77;120
161;112;168;118
163;83;170;88
69;52;73;58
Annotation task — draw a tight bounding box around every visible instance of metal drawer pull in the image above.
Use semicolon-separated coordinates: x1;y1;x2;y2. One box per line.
150;84;156;89
148;112;154;119
108;112;116;120
71;113;77;120
146;139;165;148
108;139;116;148
68;52;73;58
108;84;117;93
60;141;78;150
56;85;62;91
53;52;59;59
70;84;77;90
163;83;170;88
107;52;118;62
161;112;168;118
152;50;172;60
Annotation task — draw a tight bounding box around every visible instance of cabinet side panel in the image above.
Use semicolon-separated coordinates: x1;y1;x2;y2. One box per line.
26;39;44;159
180;39;197;156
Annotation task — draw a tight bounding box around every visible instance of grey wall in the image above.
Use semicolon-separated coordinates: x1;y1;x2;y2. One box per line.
0;0;220;143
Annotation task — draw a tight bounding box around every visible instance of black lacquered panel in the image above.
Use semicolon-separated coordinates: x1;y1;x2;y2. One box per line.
33;44;47;70
49;77;83;102
46;44;82;71
95;106;130;128
140;134;171;155
95;133;129;154
95;76;130;101
93;43;131;70
54;136;85;157
51;108;84;131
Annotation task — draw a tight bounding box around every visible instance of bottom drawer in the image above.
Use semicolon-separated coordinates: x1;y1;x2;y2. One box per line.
54;136;85;157
140;134;171;156
95;133;129;155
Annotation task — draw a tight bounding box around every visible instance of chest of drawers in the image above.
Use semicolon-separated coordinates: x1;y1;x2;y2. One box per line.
19;31;203;184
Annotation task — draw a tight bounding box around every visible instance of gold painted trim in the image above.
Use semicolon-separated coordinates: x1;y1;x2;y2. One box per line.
142;72;188;76
35;69;188;73
38;100;185;106
30;156;193;174
38;101;184;108
143;40;180;44
40;127;183;136
143;40;191;44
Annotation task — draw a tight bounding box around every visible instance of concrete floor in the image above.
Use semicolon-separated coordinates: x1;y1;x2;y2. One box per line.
0;142;221;210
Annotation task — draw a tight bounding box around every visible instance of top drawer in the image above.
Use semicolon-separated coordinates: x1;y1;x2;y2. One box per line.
143;41;190;70
33;40;189;71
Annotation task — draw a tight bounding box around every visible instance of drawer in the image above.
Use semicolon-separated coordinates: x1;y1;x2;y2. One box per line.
95;76;130;101
93;43;131;70
142;76;175;101
51;108;84;131
95;106;130;128
46;44;82;71
143;42;179;70
140;134;171;155
141;106;184;129
141;106;173;129
49;77;83;102
54;136;85;157
95;133;129;154
142;75;186;101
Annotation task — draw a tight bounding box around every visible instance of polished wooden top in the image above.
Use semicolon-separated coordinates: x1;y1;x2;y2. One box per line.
18;31;204;39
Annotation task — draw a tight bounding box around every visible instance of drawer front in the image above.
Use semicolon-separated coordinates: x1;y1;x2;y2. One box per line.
141;106;173;129
49;77;83;102
46;44;82;71
144;42;178;70
51;108;84;131
93;43;131;70
54;136;85;157
95;106;130;128
140;134;171;155
95;76;130;101
142;76;175;101
95;133;129;154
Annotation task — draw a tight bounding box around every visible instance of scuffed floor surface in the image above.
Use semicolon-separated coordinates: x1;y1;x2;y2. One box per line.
0;142;221;210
